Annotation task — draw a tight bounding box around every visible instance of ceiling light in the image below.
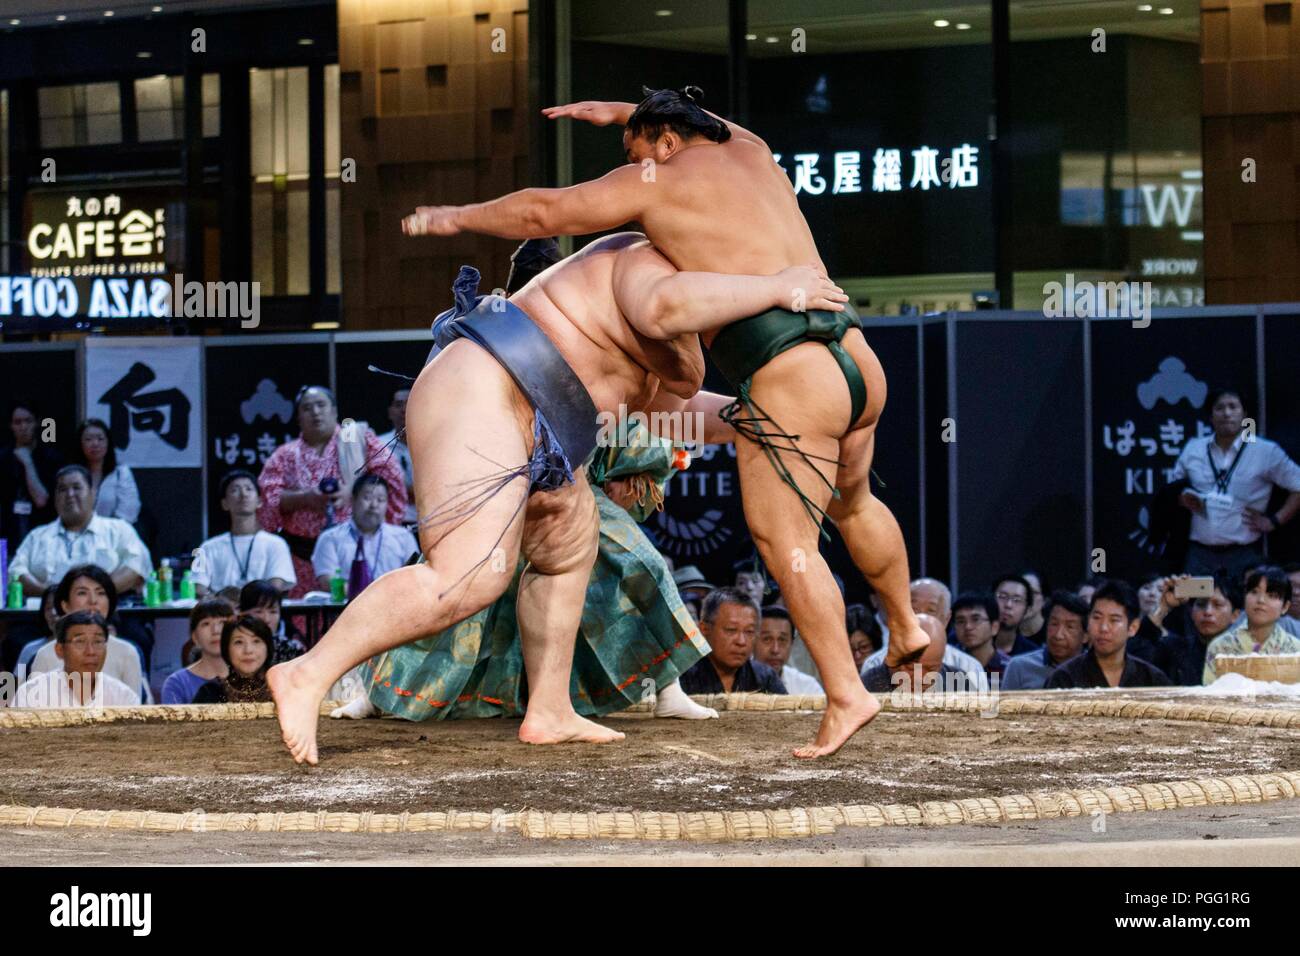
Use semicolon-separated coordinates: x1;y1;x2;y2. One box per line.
1158;6;1174;12
104;10;115;16
297;37;314;45
152;4;163;10
764;36;778;43
1137;4;1152;10
8;18;18;25
56;14;67;21
655;9;672;15
934;20;950;28
955;22;971;30
744;33;757;40
136;51;152;58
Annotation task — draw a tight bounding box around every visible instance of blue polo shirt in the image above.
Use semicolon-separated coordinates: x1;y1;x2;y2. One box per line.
1002;645;1075;691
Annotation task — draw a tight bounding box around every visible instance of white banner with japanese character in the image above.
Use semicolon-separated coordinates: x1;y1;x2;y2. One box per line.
84;338;202;468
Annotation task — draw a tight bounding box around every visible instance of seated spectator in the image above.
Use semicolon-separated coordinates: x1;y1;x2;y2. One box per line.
161;599;235;704
193;615;274;704
846;603;883;671
27;565;145;699
1284;563;1300;636
74;418;140;524
193;470;296;599
952;591;1012;681
1018;570;1047;644
909;577;952;628
1046;580;1170;688
311;474;418;596
13;610;138;708
752;606;822;695
862;613;976;693
861;635;989;692
0;398;60;550
1203;566;1300;684
1127;573;1179;672
238;580;305;665
992;573;1039;656
679;587;786;694
1157;573;1242;685
1002;590;1089;690
734;564;770;608
7;465;151;598
672;566;715;624
1076;576;1103;607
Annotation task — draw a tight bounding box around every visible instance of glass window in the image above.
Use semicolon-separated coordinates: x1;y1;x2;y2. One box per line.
135;75;183;142
325;63;341;295
202;72;221;137
1009;3;1203;308
250;66;311;295
38;82;122;147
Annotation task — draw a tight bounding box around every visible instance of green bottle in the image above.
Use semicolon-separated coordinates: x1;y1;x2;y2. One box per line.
330;569;347;603
6;578;22;610
180;570;195;600
145;573;160;607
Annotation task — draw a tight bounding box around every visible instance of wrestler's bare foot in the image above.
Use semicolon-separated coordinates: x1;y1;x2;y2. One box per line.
792;691;880;759
268;659;328;765
519;710;626;745
884;622;931;668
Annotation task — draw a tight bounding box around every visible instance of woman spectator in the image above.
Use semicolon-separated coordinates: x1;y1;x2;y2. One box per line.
238;579;306;664
74;418;140;524
0;398;61;549
161;599;235;704
193;614;274;704
847;603;883;673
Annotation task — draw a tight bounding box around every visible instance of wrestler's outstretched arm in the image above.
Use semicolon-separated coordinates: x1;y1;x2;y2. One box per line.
642;388;736;446
611;240;847;340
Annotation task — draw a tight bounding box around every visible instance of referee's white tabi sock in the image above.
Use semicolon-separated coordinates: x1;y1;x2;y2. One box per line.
329;694;377;719
654;679;718;719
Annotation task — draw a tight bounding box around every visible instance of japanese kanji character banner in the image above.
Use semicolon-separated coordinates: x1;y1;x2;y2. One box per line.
84;338;201;468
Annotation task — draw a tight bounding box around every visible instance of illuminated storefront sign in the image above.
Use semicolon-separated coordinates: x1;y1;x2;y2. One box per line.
0;275;172;319
772;144;981;196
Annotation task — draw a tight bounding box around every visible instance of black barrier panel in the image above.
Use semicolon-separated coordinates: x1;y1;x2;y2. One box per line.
923;318;950;583
133;468;203;564
955;319;1086;594
333;338;432;439
203;342;331;536
1090;315;1258;581
1263;314;1300;565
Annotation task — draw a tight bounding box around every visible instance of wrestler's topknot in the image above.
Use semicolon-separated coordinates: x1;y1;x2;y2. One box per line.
626;85;732;145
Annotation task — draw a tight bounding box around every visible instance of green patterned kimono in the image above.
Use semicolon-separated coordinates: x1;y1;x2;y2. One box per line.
362;425;707;720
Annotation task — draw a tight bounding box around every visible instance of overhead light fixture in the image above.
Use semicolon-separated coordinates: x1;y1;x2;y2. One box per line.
136;51;152;58
955;22;971;30
1137;4;1153;10
744;33;757;40
104;10;115;16
8;18;18;25
655;8;672;15
297;37;314;45
152;4;163;10
311;321;341;330
1158;6;1174;12
56;14;67;20
934;19;950;28
764;36;779;43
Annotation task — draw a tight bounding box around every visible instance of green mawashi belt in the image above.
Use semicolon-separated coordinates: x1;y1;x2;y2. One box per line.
709;306;867;539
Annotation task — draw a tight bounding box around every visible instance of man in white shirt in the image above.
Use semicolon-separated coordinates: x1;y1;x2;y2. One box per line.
193;470;297;599
1172;388;1300;581
8;465;151;598
12;610;139;709
752;605;824;695
376;388;418;526
311;474;418;597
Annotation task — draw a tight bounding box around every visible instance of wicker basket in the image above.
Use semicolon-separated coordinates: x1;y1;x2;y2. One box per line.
1214;653;1300;684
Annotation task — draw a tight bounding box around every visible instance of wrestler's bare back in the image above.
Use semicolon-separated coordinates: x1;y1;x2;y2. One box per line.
509;233;703;415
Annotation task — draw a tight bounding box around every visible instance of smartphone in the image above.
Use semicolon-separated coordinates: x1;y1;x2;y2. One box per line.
1174;576;1215;599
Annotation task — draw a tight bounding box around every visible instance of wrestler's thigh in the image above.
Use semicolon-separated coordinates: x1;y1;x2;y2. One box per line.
827;426;877;522
735;432;831;558
746;344;842;495
520;471;599;576
407;339;532;566
838;327;888;429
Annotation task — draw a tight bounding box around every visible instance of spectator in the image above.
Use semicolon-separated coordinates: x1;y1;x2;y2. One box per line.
752;606;822;695
376;388;418;527
7;465;151;598
1018;570;1047;644
861;632;989;691
847;603;882;670
1076;576;1103;607
992;573;1038;656
1285;563;1300;634
1157;573;1242;685
672;566;715;624
862;613;976;693
679;587;786;694
161;599;235;704
952;592;1012;681
13;610;138;708
26;565;145;699
909;577;952;627
73;418;140;524
192;470;296;599
238;580;305;665
1002;590;1089;690
256;385;407;597
1172;387;1300;580
1202;566;1300;685
1046;580;1170;688
734;565;768;607
311;474;419;596
193;615;274;704
0;398;60;550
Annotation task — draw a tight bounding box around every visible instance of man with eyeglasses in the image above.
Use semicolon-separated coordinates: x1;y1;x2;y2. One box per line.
12;610;138;708
992;573;1038;657
951;592;1012;681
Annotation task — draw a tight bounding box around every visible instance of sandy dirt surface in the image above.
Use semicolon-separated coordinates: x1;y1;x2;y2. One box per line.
3;707;1299;816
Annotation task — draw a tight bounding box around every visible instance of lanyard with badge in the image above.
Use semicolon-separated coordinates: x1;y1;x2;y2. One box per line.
229;532;257;580
1204;441;1247;516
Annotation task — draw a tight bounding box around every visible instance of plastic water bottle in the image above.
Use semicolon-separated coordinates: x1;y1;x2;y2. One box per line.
330;569;347;603
6;578;22;610
145;573;160;608
180;570;195;600
159;559;174;602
